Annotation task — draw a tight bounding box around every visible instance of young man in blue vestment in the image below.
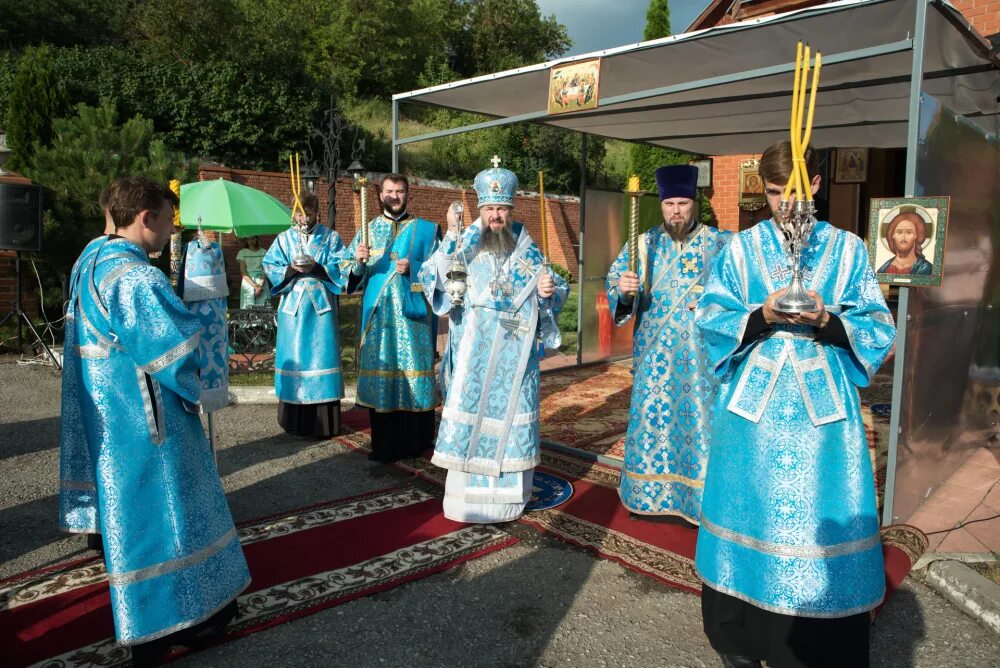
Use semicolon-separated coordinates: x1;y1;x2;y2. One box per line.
694;142;896;668
419;159;568;523
346;174;441;462
606;165;730;524
59;177;250;666
264;192;347;438
59;180;122;556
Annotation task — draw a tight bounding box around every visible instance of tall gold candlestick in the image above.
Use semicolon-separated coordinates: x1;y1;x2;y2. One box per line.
625;175;641;296
359;176;369;250
538;171;549;262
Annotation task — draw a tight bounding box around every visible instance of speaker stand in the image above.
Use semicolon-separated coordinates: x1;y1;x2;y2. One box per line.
0;251;61;369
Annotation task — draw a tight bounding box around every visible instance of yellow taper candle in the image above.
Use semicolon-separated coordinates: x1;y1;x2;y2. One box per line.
784;42;804;202
793;46;811;200
627;175;640;192
799;52;822;201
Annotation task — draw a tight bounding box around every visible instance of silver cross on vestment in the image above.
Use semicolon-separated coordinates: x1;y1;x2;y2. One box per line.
770;265;793;284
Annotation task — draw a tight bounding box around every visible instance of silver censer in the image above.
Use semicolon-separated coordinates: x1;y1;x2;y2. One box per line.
444;202;468;307
775;198;818;313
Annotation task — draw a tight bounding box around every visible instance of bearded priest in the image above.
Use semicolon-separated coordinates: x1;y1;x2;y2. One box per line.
419;158;568;523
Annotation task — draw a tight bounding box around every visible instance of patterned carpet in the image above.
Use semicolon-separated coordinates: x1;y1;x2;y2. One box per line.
336;422;927;603
2;483;515;667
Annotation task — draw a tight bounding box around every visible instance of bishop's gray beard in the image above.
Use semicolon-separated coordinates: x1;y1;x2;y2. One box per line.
481;224;516;256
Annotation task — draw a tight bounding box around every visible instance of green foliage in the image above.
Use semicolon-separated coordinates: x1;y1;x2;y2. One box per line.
0;0;575;179
643;0;672;41
0;0;128;49
5;45;67;172
557;289;578;354
23;100;196;279
459;0;571;75
549;263;574;284
5;47;323;171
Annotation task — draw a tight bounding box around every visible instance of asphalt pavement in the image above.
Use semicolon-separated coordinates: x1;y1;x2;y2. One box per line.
2;358;998;667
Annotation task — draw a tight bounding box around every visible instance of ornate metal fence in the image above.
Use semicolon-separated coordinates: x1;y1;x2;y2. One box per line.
228;306;277;373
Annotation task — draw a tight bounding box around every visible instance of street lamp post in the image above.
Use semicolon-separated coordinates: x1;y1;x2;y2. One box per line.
305;96;365;231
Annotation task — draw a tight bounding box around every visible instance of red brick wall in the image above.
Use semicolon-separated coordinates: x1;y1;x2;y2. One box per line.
952;0;1000;37
198;165;581;296
0;252;40;319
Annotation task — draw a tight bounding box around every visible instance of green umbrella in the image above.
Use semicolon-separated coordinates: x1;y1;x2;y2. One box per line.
180;179;292;237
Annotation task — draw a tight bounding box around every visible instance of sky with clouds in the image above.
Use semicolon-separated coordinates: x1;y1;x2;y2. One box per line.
536;0;713;57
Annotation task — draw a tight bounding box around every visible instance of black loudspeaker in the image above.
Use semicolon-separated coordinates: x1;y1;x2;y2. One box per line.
0;183;43;252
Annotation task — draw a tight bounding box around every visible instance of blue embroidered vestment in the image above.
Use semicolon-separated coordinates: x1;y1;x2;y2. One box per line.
694;219;896;618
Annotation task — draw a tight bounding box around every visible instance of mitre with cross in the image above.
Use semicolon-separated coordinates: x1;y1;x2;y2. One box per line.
474;155;518;208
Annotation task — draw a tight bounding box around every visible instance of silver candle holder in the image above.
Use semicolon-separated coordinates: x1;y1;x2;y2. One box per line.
775;198;818;313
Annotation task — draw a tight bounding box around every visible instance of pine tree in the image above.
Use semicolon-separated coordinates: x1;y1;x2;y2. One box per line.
24;100;195;281
5;45;66;172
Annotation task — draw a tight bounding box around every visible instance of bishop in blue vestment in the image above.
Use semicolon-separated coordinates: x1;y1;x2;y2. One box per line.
607;165;730;523
694;143;895;668
420;160;568;523
58;178;248;663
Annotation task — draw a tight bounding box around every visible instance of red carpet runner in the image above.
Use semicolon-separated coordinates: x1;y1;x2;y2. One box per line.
1;485;516;667
338;407;928;607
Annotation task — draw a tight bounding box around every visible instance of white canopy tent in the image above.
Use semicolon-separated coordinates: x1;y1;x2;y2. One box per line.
391;0;998;156
390;0;1000;529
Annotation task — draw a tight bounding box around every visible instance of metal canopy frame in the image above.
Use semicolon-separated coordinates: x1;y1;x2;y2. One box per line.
389;0;1000;526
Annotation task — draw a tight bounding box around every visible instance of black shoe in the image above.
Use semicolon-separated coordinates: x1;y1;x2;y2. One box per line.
130;637;174;667
86;533;104;555
718;654;763;668
179;600;239;647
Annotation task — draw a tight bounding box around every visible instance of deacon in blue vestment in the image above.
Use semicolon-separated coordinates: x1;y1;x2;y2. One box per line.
60;179;136;553
264;192;347;438
346;174;440;462
694;142;895;668
607;165;730;523
59;177;249;664
420;159;568;523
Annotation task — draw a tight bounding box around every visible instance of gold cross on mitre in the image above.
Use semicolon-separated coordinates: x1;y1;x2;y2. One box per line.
491;155;502;168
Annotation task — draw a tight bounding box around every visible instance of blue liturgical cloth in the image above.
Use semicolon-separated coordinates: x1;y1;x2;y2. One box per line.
694;219;895;618
180;238;230;413
344;215;440;413
263;224;347;405
59;237;249;644
58;235;108;535
606;223;731;522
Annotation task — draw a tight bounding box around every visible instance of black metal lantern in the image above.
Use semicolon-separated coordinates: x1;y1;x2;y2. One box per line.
347;160;366;191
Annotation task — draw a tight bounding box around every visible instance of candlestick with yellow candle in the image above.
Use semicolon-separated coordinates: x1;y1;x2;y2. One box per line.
625;175;641;294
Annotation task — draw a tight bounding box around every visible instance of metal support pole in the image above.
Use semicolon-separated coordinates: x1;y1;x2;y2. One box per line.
576;134;588;368
392;99;400;173
15;250;22;349
883;0;930;527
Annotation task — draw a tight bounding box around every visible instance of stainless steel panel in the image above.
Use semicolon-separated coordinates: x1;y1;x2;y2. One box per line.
889;94;1000;524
